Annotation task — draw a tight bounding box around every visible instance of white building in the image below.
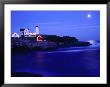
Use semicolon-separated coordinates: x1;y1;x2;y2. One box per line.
28;33;36;37
20;28;25;36
35;26;39;34
88;40;95;44
12;33;20;38
20;26;40;37
24;28;29;35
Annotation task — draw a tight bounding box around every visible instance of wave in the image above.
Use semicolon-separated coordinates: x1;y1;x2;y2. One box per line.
40;43;100;54
45;48;99;53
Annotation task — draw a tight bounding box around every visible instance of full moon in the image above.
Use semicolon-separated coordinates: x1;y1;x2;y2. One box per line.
87;14;91;18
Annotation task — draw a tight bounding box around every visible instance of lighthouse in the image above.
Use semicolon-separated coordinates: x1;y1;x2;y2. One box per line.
35;26;39;35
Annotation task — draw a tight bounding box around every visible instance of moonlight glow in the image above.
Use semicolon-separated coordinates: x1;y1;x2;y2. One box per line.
87;14;91;18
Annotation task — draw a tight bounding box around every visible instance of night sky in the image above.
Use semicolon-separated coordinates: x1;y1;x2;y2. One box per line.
11;11;100;41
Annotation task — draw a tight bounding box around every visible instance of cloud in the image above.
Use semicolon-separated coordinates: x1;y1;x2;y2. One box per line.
34;22;100;30
37;22;62;25
71;25;99;29
72;24;99;27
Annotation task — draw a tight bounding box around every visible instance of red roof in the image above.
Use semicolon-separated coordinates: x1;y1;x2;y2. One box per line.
36;35;43;41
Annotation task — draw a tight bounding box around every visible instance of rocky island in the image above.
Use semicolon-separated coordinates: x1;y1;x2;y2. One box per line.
11;35;91;52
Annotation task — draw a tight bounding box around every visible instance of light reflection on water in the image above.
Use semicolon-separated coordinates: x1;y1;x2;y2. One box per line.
11;45;100;77
35;52;44;65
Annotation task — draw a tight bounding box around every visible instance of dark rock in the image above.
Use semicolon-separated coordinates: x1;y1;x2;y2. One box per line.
11;36;91;51
11;72;43;77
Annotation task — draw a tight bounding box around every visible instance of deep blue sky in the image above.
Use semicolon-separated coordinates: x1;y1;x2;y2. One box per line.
11;11;100;41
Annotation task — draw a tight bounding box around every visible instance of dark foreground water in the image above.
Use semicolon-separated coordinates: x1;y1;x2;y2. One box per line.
11;44;100;77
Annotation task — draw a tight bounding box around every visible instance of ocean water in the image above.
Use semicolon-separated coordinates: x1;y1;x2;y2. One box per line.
11;44;100;77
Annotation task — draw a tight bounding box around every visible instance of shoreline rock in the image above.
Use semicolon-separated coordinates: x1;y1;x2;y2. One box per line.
11;37;91;52
11;72;43;77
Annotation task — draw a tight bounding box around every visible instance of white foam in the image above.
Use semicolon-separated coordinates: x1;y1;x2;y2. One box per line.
46;48;99;54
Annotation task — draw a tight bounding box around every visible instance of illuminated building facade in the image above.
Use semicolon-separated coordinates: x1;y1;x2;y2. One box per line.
12;33;20;38
12;26;44;41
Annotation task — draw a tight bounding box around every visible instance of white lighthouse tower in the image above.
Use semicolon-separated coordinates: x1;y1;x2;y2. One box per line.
35;26;39;35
